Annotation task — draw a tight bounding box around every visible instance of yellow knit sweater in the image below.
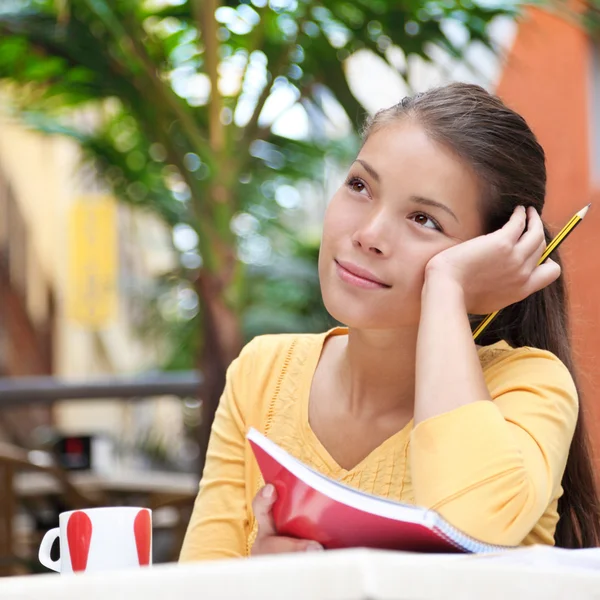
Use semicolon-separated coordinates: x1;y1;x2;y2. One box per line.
180;327;578;561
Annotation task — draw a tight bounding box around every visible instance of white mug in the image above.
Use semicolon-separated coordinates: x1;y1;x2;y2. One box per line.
39;507;152;574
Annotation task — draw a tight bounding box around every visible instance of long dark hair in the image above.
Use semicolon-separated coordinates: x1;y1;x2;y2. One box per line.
363;82;600;548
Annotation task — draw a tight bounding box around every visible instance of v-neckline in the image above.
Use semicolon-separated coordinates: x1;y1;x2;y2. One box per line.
298;327;412;477
296;327;511;478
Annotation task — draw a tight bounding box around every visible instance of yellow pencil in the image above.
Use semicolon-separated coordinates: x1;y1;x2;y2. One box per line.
472;203;591;341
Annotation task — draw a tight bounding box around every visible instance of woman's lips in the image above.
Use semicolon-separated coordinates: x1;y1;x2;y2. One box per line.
334;260;391;290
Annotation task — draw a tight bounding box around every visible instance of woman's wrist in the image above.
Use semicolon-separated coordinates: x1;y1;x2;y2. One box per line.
422;265;466;309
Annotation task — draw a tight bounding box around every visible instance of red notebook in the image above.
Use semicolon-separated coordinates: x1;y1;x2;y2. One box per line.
247;428;510;553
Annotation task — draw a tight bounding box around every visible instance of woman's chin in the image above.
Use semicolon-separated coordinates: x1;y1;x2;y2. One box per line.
322;291;419;331
324;303;393;331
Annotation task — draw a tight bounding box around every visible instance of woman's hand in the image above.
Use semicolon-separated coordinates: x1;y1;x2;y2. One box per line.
425;206;561;315
250;484;323;556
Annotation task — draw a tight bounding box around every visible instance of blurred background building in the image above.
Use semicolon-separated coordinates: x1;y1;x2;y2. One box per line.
0;114;187;457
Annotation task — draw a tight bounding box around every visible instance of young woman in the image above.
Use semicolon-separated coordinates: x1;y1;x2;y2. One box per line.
180;83;600;561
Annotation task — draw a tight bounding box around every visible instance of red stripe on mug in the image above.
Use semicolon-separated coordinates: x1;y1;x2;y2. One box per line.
67;511;93;572
133;510;151;566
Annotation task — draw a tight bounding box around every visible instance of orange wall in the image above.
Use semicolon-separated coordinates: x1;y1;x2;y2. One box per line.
496;7;600;460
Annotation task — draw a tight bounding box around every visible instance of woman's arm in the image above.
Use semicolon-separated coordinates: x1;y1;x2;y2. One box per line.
179;335;326;560
414;273;490;425
179;349;251;562
410;208;575;546
414;206;557;425
411;311;577;545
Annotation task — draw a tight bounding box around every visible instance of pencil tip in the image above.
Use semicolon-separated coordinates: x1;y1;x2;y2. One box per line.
579;203;591;218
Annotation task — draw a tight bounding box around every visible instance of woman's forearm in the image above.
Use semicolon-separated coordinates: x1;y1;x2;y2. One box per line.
414;269;492;425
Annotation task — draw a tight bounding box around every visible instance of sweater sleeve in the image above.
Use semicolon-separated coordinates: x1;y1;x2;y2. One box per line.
410;347;578;546
179;340;256;562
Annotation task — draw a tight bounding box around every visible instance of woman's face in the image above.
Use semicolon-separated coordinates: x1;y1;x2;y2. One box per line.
319;120;484;330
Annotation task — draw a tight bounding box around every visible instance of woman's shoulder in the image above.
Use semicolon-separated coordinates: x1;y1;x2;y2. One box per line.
241;329;330;359
479;340;577;401
234;328;335;379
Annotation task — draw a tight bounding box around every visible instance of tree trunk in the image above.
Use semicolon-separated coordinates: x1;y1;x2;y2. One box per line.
195;269;243;478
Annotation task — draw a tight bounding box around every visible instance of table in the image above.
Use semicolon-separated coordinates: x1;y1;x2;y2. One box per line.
1;547;600;600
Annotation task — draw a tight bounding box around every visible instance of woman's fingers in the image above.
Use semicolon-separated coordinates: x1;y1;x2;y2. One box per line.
252;484;277;538
498;206;550;283
496;205;528;246
525;258;561;296
515;207;546;267
253;536;323;555
250;484;324;556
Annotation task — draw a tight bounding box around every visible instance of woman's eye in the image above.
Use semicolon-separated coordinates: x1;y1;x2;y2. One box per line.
412;213;441;231
346;177;367;194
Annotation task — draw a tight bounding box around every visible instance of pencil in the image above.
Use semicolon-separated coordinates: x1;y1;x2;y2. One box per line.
472;203;591;341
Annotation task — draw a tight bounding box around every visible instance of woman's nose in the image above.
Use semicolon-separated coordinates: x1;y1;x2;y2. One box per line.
351;213;390;256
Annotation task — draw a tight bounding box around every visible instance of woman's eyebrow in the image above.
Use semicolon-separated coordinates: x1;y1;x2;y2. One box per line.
354;159;380;182
410;195;459;222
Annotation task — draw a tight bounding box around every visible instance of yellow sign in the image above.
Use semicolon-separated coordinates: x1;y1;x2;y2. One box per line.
67;196;118;328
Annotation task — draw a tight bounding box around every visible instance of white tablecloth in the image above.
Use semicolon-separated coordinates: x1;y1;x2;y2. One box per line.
2;547;600;600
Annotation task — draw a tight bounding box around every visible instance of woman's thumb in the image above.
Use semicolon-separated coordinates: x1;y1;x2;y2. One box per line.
252;484;277;537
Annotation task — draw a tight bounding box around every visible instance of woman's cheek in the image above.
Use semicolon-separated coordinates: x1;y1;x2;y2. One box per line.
322;214;358;252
